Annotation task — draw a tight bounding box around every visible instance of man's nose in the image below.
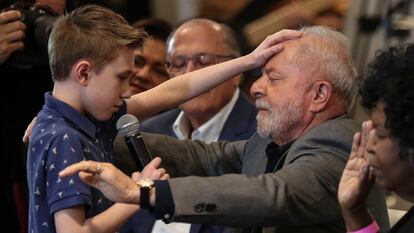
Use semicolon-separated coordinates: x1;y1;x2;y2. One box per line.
184;60;199;74
250;75;265;98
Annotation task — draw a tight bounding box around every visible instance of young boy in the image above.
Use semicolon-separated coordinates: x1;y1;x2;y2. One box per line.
27;4;301;233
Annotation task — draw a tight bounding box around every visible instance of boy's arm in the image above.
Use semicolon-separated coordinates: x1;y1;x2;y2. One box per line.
126;29;302;119
54;204;139;233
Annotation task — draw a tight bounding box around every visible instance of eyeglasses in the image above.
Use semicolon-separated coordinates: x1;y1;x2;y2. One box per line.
165;53;235;76
134;55;169;78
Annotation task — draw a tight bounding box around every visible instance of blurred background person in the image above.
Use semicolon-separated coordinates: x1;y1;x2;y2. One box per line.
128;18;173;94
338;44;414;232
116;18;257;233
0;7;28;233
113;17;173;176
0;1;68;232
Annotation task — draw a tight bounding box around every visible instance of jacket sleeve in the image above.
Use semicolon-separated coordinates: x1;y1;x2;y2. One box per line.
163;119;360;227
141;132;246;177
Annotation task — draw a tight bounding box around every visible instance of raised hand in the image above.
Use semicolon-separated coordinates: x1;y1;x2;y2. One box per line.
0;10;26;65
338;121;376;211
247;29;302;67
338;121;377;231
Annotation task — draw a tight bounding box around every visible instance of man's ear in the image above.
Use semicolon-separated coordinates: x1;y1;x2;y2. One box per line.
309;80;332;113
73;60;92;85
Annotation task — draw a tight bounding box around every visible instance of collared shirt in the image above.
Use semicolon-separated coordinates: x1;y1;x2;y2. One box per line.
153;89;240;233
172;89;240;142
27;93;126;233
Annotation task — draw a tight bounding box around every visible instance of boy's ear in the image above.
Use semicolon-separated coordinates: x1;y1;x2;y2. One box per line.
73;60;92;85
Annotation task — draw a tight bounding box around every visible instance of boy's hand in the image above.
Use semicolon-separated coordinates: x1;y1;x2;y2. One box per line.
248;29;302;68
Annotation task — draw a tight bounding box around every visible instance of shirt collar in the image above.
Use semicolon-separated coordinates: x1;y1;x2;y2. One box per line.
43;92;96;138
265;140;294;157
173;88;240;143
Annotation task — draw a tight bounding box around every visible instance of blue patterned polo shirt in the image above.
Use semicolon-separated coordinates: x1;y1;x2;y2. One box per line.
27;92;126;233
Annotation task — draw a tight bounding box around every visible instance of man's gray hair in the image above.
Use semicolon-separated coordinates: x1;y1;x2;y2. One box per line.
293;26;358;108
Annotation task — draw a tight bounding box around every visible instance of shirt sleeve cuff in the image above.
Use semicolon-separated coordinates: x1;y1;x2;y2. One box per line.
152;180;175;222
348;220;380;233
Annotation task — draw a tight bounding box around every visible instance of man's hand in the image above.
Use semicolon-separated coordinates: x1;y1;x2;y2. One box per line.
59;157;168;204
131;159;169;183
0;10;26;65
22;116;37;143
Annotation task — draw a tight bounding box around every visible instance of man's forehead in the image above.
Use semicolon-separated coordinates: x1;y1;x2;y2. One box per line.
176;21;221;36
168;26;224;55
264;39;300;66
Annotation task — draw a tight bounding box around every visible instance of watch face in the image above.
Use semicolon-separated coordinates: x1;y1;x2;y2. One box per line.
138;179;153;209
138;178;154;187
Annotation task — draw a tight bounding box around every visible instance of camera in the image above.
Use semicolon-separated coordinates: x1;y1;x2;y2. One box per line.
4;4;59;68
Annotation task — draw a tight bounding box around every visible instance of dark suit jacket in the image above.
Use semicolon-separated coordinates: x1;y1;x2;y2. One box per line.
139;115;390;233
389;207;414;233
117;92;257;233
140;92;257;141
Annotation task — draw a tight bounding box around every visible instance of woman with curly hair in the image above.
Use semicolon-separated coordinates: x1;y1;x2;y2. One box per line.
338;44;414;233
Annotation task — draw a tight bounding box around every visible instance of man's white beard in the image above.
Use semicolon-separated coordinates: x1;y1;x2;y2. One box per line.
256;97;303;140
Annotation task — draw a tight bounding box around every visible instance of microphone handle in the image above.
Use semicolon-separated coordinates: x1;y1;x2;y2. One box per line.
125;133;153;171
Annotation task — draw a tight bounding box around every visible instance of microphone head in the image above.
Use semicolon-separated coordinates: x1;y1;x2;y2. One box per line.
116;114;140;137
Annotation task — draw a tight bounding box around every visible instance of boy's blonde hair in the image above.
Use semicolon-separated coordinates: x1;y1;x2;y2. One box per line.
48;4;146;81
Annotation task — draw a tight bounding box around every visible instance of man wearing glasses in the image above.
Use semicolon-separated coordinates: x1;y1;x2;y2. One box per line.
121;18;258;233
155;18;257;144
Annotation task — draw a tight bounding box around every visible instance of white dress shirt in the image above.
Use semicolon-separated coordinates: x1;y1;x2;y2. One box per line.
151;89;240;233
172;88;240;143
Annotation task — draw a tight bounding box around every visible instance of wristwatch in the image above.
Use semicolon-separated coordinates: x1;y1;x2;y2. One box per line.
136;178;154;209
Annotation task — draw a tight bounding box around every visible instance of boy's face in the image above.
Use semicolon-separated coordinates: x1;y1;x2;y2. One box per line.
83;46;134;121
